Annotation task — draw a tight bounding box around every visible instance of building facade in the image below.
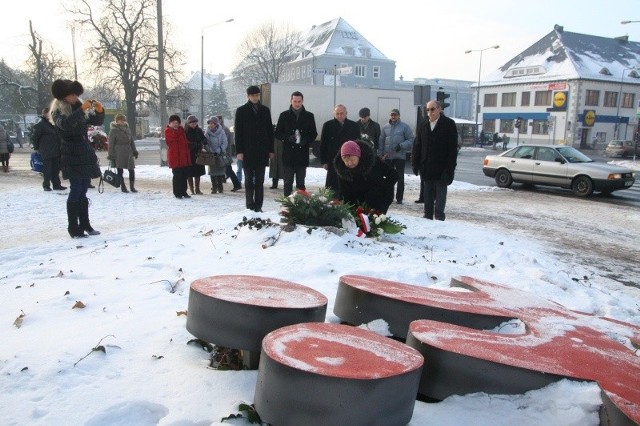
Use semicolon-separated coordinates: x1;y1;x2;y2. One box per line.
475;25;640;147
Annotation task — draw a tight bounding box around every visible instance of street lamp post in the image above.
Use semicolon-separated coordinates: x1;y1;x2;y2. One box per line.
201;19;234;123
465;45;499;145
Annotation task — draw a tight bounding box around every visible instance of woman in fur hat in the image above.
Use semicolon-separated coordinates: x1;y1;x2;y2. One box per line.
107;113;138;193
49;79;105;238
334;139;398;214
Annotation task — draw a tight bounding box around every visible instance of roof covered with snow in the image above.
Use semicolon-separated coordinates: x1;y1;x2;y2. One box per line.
293;17;391;63
482;25;640;87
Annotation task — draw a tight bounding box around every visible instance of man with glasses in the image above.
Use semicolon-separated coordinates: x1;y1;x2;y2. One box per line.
411;100;458;220
378;108;414;205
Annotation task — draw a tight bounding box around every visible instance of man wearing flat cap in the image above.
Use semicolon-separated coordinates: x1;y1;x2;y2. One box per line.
234;85;274;212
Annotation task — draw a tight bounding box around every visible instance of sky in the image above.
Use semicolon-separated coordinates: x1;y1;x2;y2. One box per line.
1;155;639;425
2;0;640;84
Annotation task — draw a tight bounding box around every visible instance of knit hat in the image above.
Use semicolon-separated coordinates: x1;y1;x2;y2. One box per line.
51;79;84;100
207;116;220;125
246;85;261;95
168;114;181;124
390;108;400;115
358;107;370;118
340;140;361;158
186;115;198;124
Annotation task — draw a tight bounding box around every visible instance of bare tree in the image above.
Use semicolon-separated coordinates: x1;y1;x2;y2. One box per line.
232;21;302;87
67;0;183;133
0;61;37;117
27;20;71;111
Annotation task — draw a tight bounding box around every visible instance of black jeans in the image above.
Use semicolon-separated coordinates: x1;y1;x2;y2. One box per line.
423;178;448;220
386;158;405;202
283;165;306;196
225;164;241;188
244;165;266;211
42;156;62;189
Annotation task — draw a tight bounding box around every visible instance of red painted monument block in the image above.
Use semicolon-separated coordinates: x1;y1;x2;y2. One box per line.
334;275;640;425
254;322;424;426
187;275;328;354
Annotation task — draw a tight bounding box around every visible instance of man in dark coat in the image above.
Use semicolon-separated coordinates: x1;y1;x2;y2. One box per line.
411;100;458;221
357;107;381;150
319;104;360;199
274;91;318;197
31;107;66;191
234;85;274;212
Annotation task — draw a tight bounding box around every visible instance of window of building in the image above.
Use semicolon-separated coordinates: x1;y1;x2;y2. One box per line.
622;93;635;108
482;119;496;132
500;119;515;133
301;66;306;78
483;93;497;107
531;119;549;135
534;90;552;106
603;91;617;107
373;66;380;79
296;67;300;79
354;64;366;78
585;90;599;106
501;92;516;107
521;91;530;106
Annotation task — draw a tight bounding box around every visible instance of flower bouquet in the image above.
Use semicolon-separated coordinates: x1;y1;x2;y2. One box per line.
277;189;406;238
350;205;406;238
277;188;352;227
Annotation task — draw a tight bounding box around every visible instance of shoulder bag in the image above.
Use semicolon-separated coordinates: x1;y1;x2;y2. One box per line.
196;151;215;166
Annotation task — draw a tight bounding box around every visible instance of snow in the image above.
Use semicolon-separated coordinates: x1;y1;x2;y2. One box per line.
1;162;639;425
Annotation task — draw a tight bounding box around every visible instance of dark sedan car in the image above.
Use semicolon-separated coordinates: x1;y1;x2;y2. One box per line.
482;144;636;197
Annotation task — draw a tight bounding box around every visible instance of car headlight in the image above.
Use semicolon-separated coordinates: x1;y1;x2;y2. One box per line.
607;173;622;180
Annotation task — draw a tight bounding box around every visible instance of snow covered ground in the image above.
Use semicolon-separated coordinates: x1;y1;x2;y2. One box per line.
1;162;639;425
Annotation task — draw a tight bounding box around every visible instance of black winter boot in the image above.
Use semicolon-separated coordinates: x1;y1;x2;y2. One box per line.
67;200;87;238
129;169;137;192
217;175;224;193
79;197;101;235
210;175;217;194
121;180;129;193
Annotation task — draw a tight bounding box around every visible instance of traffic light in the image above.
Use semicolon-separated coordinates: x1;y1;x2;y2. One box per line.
515;117;521;129
436;90;450;109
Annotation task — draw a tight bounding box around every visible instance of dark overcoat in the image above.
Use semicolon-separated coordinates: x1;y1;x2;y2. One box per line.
274;105;318;168
31;116;61;160
234;101;274;168
411;113;458;182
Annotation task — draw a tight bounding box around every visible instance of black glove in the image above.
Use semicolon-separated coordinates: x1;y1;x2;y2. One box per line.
133;151;139;159
395;144;401;152
412;167;419;176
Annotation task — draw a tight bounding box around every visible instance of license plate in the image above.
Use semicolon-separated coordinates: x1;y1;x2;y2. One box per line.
624;181;633;187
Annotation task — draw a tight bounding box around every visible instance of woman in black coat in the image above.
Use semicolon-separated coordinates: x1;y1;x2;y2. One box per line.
184;115;207;195
49;79;104;238
31;108;65;191
334;139;398;214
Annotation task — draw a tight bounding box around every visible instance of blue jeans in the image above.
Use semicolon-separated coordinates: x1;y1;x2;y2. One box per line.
423;179;448;220
68;177;90;202
236;159;244;184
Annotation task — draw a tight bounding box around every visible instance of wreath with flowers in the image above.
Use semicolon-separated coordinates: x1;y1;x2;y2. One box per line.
277;189;405;238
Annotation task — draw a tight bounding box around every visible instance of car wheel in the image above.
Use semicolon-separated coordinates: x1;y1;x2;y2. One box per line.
572;175;593;197
495;169;513;188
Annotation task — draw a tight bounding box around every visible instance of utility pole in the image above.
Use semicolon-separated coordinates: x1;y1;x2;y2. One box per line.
157;0;168;166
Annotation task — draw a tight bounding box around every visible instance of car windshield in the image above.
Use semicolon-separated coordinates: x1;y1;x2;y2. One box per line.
555;146;593;163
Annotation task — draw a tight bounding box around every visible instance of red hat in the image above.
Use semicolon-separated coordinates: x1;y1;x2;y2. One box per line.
340;141;361;158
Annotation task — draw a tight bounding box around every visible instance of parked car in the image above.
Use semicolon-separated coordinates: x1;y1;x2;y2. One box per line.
605;140;637;158
482;144;636;197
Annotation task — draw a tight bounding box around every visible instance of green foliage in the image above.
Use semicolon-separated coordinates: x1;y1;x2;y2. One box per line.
221;403;262;424
276;189;406;238
207;81;231;118
277;188;352;227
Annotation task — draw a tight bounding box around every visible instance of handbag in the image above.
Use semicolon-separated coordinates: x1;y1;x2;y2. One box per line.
7;140;14;153
214;154;230;168
30;152;43;172
103;167;121;188
221;153;233;166
196;151;215;166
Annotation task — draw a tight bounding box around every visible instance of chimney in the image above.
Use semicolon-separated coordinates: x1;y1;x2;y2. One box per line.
554;24;564;33
615;35;629;43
